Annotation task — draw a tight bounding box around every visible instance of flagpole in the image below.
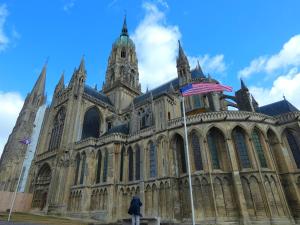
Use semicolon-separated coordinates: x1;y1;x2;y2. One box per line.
8;161;25;221
181;96;196;225
8;139;30;222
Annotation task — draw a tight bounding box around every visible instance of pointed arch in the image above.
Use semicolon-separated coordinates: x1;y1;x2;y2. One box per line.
81;106;101;139
171;133;187;174
232;126;251;169
48;107;66;151
251;128;268;168
207;127;224;169
189;130;203;171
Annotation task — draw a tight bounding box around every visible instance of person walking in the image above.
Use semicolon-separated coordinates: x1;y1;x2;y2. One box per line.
128;196;142;225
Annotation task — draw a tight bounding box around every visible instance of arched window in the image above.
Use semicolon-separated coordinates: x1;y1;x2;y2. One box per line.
149;141;157;178
207;128;222;169
232;127;251;168
174;134;187;173
286;129;300;168
120;147;125;181
48;107;66;151
81;107;101;140
121;48;126;58
252;129;268;168
135;146;141;180
96;151;102;183
74;154;80;185
103;151;108;182
79;153;86;184
193;96;202;108
128;147;134;181
190;132;203;170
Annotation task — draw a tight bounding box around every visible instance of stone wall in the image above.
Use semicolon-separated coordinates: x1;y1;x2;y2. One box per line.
0;191;33;212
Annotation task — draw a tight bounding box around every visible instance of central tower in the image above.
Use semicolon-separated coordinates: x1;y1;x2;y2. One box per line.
103;17;141;112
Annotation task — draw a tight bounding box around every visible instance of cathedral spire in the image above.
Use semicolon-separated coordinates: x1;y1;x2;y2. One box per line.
178;40;187;60
121;15;128;36
32;62;46;97
78;55;86;73
240;79;249;91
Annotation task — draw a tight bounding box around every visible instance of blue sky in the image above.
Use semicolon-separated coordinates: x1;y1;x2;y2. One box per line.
1;0;300;156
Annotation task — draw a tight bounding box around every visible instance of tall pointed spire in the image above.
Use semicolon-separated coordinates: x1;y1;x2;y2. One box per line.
121;15;128;36
32;62;47;96
178;40;186;59
240;79;249;91
78;55;86;73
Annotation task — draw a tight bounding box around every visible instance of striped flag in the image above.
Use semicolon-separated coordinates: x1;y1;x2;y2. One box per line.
19;138;31;145
180;82;232;97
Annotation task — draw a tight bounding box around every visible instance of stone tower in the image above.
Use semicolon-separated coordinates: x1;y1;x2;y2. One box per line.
177;41;191;87
102;17;141;112
235;79;255;112
0;64;46;191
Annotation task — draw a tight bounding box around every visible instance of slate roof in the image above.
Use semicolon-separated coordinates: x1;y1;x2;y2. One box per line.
191;68;205;79
104;123;129;135
257;99;299;116
133;78;179;105
84;85;112;106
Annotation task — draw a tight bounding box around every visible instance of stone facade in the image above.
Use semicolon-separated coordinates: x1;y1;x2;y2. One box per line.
1;18;300;225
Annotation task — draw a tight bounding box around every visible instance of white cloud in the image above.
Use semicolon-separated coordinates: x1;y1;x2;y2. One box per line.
239;34;300;78
189;54;227;75
132;2;181;91
250;67;300;108
0;4;9;52
63;0;75;12
132;2;227;91
0;92;24;157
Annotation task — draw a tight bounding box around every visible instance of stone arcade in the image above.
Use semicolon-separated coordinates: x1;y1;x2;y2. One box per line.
1;18;300;225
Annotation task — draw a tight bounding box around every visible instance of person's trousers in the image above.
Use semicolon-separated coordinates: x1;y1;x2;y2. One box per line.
131;215;140;225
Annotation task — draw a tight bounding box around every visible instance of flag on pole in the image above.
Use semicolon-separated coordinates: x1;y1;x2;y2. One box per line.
19;138;31;145
180;82;233;96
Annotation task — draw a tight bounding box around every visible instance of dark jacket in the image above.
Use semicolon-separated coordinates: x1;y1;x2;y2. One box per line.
128;196;142;216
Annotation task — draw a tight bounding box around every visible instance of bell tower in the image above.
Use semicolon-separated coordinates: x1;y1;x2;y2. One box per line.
103;17;141;112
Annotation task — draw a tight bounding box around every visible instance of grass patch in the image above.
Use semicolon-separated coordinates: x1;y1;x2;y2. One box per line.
0;212;88;225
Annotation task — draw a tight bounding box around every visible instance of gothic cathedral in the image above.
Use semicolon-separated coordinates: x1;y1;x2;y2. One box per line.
1;18;300;225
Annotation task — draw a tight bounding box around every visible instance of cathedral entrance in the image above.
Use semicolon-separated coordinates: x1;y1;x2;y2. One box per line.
32;163;52;210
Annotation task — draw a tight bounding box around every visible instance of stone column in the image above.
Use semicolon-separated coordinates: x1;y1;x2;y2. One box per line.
226;137;251;225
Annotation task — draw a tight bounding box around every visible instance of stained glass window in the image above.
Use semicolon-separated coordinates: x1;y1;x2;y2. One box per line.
286;130;300;168
252;130;268;168
149;142;157;178
233;128;251;168
135;147;140;180
191;132;203;170
79;153;86;184
128;148;133;181
207;130;221;169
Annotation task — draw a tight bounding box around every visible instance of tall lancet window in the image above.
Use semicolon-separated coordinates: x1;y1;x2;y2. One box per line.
135;146;141;180
128;147;134;181
79;152;86;184
48;107;66;151
96;151;102;183
149;141;157;178
191;132;203;171
232;127;251;168
251;129;268;168
286;129;300;168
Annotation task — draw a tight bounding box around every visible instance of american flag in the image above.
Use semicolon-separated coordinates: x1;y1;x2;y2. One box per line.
180;82;233;97
19;138;31;145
